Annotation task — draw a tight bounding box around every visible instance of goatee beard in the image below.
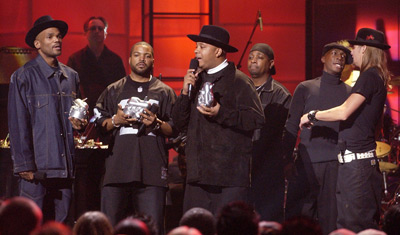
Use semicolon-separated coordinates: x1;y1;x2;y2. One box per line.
130;64;152;77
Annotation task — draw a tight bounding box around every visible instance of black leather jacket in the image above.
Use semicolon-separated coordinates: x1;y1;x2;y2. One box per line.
172;62;265;187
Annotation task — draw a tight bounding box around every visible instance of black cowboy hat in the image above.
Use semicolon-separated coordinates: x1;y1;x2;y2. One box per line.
187;25;238;53
348;28;390;50
322;42;353;65
25;15;68;48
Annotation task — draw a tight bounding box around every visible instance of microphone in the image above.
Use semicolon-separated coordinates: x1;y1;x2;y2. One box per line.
188;58;199;100
258;10;263;31
34;171;47;181
137;103;159;137
338;139;346;156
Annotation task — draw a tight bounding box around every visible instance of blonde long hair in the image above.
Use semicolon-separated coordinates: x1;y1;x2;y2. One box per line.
361;46;392;88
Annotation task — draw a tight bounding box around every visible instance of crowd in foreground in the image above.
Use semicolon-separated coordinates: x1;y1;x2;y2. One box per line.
0;196;400;235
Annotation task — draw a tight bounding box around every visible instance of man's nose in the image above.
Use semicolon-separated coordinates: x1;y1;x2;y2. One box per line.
335;54;344;61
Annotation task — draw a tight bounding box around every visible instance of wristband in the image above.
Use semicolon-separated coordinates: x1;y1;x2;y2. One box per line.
112;115;120;128
307;110;319;123
153;118;163;131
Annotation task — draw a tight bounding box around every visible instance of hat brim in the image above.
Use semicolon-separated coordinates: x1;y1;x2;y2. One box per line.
348;40;391;50
25;20;68;48
323;44;353;65
187;34;238;53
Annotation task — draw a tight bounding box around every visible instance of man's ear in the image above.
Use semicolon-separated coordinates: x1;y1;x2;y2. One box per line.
321;55;326;64
269;59;275;69
34;39;40;50
215;47;223;58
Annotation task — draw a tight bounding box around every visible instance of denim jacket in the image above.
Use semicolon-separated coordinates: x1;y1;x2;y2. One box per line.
8;54;80;178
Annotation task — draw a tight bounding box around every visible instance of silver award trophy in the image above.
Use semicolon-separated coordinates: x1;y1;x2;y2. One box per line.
123;96;159;120
197;82;214;107
69;98;89;120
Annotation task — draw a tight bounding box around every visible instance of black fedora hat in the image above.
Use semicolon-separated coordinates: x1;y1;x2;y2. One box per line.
187;25;238;53
348;28;390;50
322;42;353;65
25;15;68;48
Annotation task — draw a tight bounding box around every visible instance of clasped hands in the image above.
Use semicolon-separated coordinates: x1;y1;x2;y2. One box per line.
197;103;220;117
112;104;157;127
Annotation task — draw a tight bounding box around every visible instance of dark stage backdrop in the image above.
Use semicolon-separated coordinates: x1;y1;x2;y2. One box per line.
0;0;399;139
0;0;306;141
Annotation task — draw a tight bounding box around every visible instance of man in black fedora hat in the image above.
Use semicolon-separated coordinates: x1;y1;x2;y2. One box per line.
172;25;265;215
8;15;86;222
300;28;392;232
284;42;352;234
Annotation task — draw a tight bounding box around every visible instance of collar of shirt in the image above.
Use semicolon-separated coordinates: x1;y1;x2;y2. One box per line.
36;54;69;80
207;59;228;74
321;71;341;85
85;45;111;59
257;76;274;94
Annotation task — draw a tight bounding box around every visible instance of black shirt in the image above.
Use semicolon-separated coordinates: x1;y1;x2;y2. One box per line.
283;72;351;163
340;67;386;152
95;76;177;187
67;45;126;111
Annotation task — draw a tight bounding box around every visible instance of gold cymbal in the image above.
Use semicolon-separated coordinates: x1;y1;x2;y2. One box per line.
389;76;400;86
376;141;391;158
379;161;399;173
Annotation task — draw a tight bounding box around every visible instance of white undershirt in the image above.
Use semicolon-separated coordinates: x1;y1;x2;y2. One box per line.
207;59;228;74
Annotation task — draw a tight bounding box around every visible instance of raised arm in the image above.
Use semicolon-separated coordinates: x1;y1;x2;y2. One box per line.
299;93;365;129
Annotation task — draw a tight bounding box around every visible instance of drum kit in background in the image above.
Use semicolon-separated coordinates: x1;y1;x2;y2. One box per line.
376;141;398;174
377;128;400;213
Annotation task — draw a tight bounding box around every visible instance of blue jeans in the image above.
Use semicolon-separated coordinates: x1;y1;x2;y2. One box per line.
19;178;72;222
336;158;382;232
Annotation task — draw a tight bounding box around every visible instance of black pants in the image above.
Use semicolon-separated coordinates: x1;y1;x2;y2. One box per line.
183;183;248;215
249;148;285;222
286;158;338;235
336;158;382;233
101;182;166;234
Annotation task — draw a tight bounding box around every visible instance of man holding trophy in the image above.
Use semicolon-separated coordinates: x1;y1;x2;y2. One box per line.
172;25;265;215
94;41;176;234
8;15;87;222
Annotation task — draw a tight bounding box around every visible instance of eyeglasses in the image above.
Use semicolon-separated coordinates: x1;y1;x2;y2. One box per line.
88;26;104;32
